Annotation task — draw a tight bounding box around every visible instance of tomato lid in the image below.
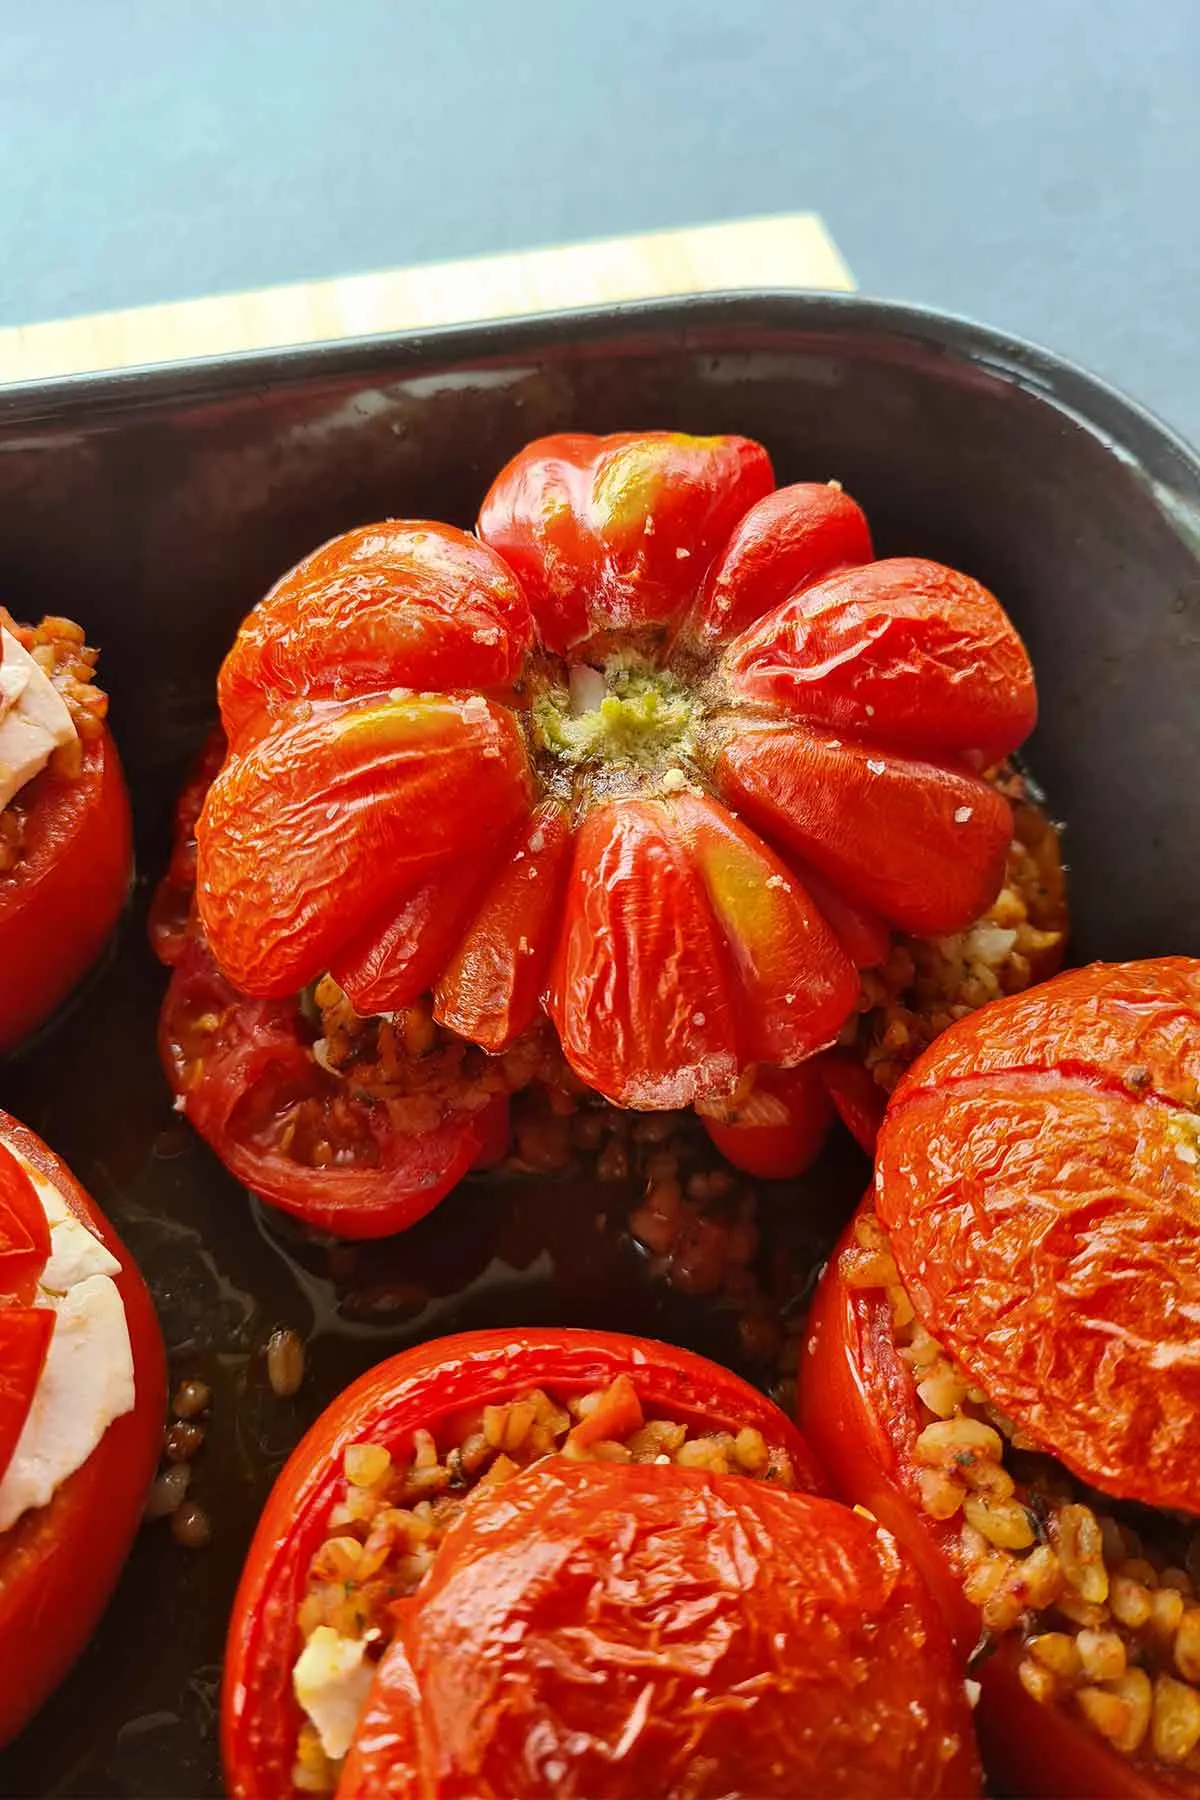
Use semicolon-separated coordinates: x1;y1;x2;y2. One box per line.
877;958;1200;1513
340;1457;979;1799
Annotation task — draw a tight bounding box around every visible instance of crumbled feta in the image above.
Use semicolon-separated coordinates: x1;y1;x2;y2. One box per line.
0;628;78;811
293;1628;376;1760
0;1148;135;1533
36;1175;121;1293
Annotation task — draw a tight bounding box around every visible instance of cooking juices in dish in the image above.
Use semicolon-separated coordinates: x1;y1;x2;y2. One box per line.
801;958;1200;1797
0;1108;165;1745
154;429;1046;1233
0;611;132;1055
222;1328;980;1799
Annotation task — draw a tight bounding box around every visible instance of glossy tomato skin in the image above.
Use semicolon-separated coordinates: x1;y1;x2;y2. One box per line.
0;1110;165;1747
158;937;506;1239
340;1459;980;1800
800;1207;1198;1800
819;1048;888;1155
152;735;511;1239
0;728;132;1056
147;726;227;969
478;431;775;655
194;436;1037;1121
222;1328;830;1800
877;958;1200;1516
700;1061;835;1178
699;1053;887;1180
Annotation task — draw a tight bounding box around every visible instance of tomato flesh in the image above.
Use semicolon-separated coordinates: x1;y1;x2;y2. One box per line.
0;1142;52;1294
0;1110;165;1747
800;1207;1200;1800
159;938;509;1239
186;434;1036;1124
700;1061;835;1179
342;1463;980;1800
0;1309;55;1489
222;1327;977;1800
0;727;132;1055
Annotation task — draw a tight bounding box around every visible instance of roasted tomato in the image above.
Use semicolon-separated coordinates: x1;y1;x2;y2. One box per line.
0;613;132;1056
193;435;1035;1116
800;959;1200;1797
0;1108;165;1745
152;729;516;1238
158;935;513;1238
223;1327;979;1799
147;724;227;969
695;1060;836;1178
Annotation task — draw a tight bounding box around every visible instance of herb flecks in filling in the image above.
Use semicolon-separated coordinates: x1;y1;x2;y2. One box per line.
844;1213;1200;1772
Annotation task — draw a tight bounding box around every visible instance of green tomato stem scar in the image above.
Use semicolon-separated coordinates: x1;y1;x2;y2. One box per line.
533;659;699;771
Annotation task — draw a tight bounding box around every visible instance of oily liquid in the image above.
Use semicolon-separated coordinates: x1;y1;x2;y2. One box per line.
0;866;864;1799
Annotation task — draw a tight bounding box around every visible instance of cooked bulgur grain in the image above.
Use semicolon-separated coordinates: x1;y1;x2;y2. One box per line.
0;608;107;745
291;1373;797;1790
843;1213;1200;1776
0;612;108;875
267;1328;306;1397
845;766;1067;1095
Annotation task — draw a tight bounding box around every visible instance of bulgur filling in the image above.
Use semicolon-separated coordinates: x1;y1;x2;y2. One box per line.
290;1373;796;1792
0;611;108;876
843;1213;1200;1773
306;978;567;1148
841;766;1068;1095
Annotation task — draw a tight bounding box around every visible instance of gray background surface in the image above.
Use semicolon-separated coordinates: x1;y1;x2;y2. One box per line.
2;0;1198;440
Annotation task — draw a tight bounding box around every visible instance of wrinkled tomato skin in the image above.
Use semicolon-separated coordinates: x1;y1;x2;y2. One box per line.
800;1209;1195;1800
0;729;132;1056
0;1111;165;1747
342;1461;980;1800
222;1328;825;1800
878;958;1200;1517
684;480;874;646
478;432;775;655
158;938;505;1240
192;434;1039;1121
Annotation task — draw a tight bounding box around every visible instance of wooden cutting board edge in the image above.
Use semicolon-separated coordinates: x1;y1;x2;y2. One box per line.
0;213;854;386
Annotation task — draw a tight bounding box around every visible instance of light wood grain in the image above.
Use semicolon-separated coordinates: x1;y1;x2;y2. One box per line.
0;214;853;386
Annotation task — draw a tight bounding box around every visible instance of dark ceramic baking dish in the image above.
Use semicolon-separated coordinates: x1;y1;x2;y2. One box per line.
0;293;1198;1797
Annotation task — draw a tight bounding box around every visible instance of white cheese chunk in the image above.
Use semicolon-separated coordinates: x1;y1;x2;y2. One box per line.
0;1146;135;1533
293;1627;376;1761
0;627;78;812
34;1169;121;1293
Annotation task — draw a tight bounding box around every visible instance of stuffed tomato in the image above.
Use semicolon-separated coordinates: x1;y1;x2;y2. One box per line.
0;611;132;1055
0;1109;165;1744
800;958;1200;1797
223;1327;980;1799
154;730;526;1238
159;430;1040;1228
